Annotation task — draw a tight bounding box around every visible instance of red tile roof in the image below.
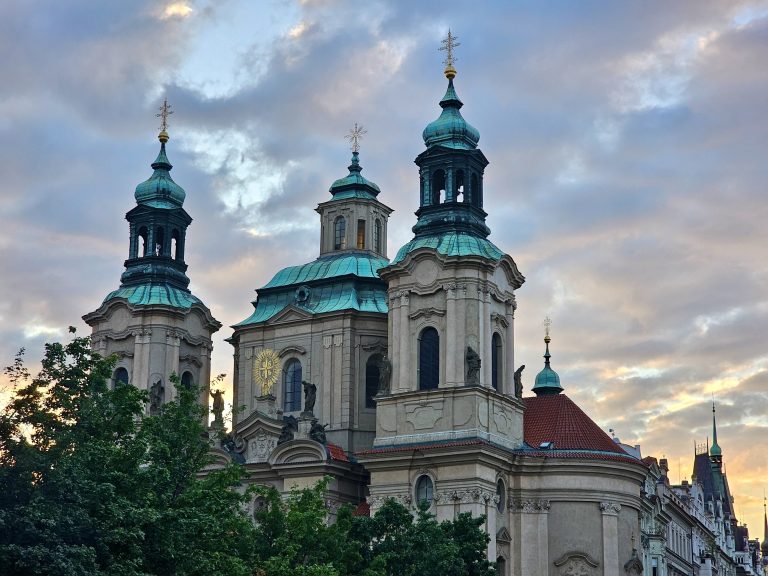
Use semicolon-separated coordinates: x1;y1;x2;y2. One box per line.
523;394;626;454
353;501;370;516
326;443;350;462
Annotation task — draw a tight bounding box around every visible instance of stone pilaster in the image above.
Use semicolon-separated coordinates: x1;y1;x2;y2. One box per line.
600;501;621;576
445;284;458;387
398;291;410;392
505;300;515;396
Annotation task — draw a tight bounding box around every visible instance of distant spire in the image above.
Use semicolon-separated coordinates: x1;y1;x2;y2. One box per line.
710;402;722;460
439;29;460;79
762;494;768;557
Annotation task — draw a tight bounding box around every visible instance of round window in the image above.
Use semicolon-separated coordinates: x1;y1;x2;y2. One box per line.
496;479;505;513
295;285;311;304
415;475;434;507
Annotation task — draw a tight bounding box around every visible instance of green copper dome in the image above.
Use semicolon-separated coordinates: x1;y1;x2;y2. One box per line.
134;135;186;208
422;79;480;150
533;337;563;396
328;152;380;200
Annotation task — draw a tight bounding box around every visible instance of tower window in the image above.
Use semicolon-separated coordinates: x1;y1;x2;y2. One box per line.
282;359;302;412
455;169;465;202
138;227;148;257
492;333;502;391
155;227;165;256
334;216;347;250
171;229;180;260
374;219;382;254
496;479;505;513
432;170;446;204
470;173;479;207
181;371;194;390
357;219;366;249
365;355;381;408
113;367;129;387
418;327;439;390
415;475;434;507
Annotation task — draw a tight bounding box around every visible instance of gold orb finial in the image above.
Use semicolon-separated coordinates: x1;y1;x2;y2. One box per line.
156;97;173;142
439;29;460;79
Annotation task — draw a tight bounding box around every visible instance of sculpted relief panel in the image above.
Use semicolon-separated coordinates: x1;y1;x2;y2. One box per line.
554;552;599;576
406;403;443;430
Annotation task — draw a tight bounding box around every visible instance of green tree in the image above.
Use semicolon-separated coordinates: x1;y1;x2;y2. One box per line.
252;481;497;576
0;333;258;576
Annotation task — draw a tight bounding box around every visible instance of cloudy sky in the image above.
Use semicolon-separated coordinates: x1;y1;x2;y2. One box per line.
1;0;767;534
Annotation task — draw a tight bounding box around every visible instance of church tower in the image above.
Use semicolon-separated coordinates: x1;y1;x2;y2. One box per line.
83;101;221;414
360;32;526;543
230;129;393;454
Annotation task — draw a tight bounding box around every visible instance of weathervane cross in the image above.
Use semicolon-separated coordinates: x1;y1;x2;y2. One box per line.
543;316;552;338
156;97;174;132
439;29;460;67
345;122;367;154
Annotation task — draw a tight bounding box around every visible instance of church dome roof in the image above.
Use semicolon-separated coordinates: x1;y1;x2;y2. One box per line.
422;78;480;150
328;152;381;199
134;132;186;208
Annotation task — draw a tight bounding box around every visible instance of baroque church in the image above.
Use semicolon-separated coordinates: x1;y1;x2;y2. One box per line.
84;40;740;576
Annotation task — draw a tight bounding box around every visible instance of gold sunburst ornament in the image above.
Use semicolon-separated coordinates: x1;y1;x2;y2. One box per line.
253;348;280;396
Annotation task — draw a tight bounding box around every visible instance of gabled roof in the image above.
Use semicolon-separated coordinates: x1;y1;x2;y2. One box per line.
523;394;629;456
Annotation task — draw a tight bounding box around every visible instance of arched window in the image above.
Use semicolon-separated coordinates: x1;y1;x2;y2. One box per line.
432;170;446;204
496;479;505;513
374;219;382;254
357;219;366;249
415;475;434;507
171;229;180;260
419;327;439;390
113;367;129;387
492;333;502;391
334;216;347;250
282;359;302;412
138;227;148;257
470;173;479;207
181;371;194;390
155;227;165;256
455;169;465;202
365;355;381;408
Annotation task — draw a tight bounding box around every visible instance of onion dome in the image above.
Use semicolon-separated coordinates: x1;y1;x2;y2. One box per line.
134;130;187;208
533;333;563;396
422;68;480;150
328;151;381;200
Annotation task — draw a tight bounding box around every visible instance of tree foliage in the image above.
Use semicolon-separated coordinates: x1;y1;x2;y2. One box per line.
0;334;258;576
0;334;497;576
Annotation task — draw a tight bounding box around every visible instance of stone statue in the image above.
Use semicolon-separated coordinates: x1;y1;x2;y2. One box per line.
149;378;164;415
302;380;317;415
466;346;481;386
277;420;295;445
377;355;392;395
309;419;328;444
514;364;525;398
210;389;225;427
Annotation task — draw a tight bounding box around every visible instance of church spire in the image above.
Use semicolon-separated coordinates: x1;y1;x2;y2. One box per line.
533;317;563;396
761;494;768;559
710;402;723;464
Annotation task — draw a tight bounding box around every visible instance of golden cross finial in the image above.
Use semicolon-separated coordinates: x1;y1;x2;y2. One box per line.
345;122;367;154
156;97;174;133
543;316;552;339
439;29;460;68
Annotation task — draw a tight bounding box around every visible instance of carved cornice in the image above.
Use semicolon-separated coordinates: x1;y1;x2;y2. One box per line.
369;494;412;508
509;498;551;513
409;307;446;321
490;312;509;329
441;282;467;292
600;501;622;516
435;488;495;505
361;341;387;355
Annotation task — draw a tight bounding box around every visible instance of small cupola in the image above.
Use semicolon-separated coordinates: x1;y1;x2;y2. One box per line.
533;318;563;396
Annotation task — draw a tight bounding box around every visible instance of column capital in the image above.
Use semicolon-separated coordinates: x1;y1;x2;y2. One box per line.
599;501;621;516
